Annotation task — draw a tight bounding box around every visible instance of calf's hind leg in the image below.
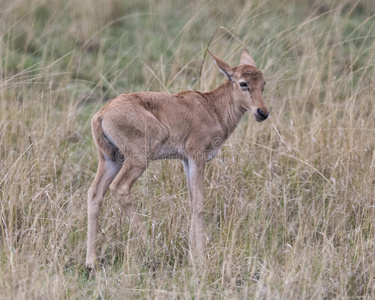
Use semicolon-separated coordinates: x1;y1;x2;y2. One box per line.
86;154;121;271
106;104;168;241
109;158;148;241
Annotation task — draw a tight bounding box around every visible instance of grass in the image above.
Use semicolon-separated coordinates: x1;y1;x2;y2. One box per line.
1;0;375;298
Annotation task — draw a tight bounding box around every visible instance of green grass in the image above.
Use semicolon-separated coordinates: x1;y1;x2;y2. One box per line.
1;0;375;298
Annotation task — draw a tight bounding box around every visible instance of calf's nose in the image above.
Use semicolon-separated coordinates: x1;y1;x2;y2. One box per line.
257;108;269;120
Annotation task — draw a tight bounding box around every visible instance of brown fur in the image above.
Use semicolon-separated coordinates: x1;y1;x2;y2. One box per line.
86;49;269;274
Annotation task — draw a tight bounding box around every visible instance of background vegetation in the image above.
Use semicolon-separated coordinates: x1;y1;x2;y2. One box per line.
1;0;375;298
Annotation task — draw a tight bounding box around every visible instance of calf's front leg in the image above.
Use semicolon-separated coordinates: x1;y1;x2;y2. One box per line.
185;159;206;260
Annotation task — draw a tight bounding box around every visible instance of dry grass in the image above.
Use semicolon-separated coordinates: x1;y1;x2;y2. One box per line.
1;0;375;298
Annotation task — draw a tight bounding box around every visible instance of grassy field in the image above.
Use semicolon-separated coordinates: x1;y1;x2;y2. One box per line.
1;0;375;298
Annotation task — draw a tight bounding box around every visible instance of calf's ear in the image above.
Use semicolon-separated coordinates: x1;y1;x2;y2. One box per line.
240;49;257;68
208;50;234;81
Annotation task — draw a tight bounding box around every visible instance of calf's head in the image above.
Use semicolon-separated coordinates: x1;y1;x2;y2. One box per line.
208;49;269;122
